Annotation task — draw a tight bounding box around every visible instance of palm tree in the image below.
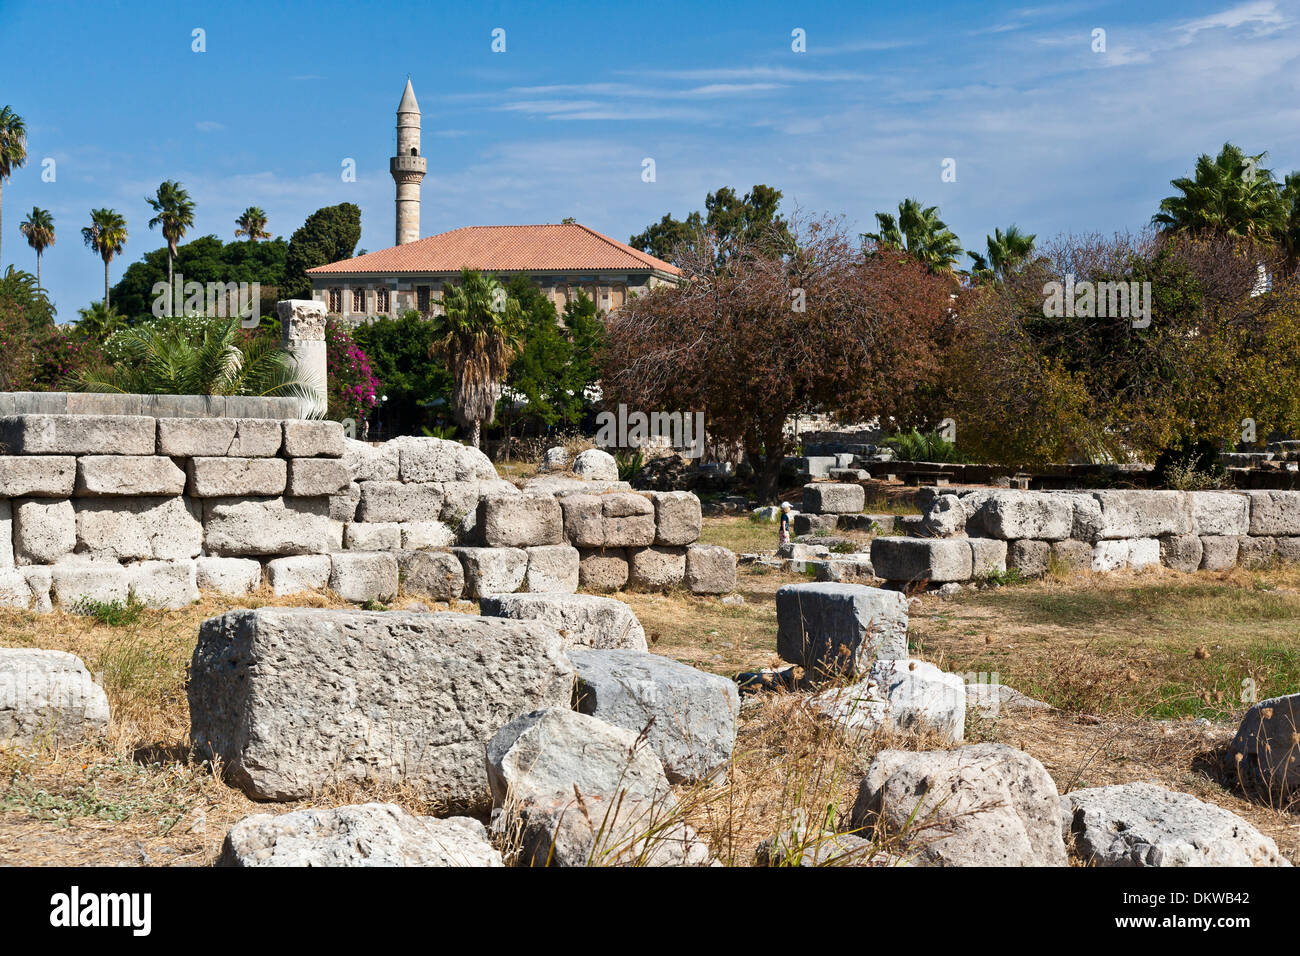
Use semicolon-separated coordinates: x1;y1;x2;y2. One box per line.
429;268;523;448
0;106;29;269
74;300;125;342
74;315;311;398
235;206;270;242
18;207;54;289
1153;143;1286;240
864;198;963;272
81;208;128;307
967;225;1036;281
145;180;195;316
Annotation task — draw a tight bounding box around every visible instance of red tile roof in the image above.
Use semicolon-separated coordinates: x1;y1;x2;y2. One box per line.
306;223;681;276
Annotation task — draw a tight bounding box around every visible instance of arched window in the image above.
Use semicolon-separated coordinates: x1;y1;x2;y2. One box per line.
410;147;418;157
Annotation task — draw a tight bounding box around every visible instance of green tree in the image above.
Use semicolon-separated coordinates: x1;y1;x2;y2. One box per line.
864;198;963;273
629;184;789;265
0;106;27;269
18;206;54;289
352;311;450;436
1153;143;1286;241
282;203;361;299
429;269;522;448
81;208;128;307
73;300;125;342
235;206;271;243
110;234;289;319
74;315;310;398
146;180;196;317
0;266;55;388
967;225;1036;281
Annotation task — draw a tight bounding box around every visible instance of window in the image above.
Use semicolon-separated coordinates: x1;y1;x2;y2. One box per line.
417;286;431;314
327;288;343;312
376;287;390;313
352;288;366;313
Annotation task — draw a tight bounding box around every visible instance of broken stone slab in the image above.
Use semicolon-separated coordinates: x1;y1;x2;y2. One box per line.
127;559;199;609
0;414;155;455
870;536;973;583
0;648;109;746
51;556;129;607
218;803;503;867
802;482;866;515
398;550;464;602
281;420;344;458
266;554;331;597
75;455;186;496
572;448;618;482
808;658;966;744
74;496;202;561
480;494;564;548
13;498;75;565
1063;783;1290;867
203;496;342;556
851;743;1068;866
569;647;739;783
776;582;908;677
1229;693;1300;804
685;543;737;594
0;456;76;497
649;491;703;545
578;548;629;592
342;437;399;482
0;567;51;610
344;521;400;551
522;544;579;593
479;592;648;650
452;546;528;599
329;552;398;603
187;457;287;497
965;682;1051;717
560;493;656;548
190;608;575;806
286;458;351;497
966;491;1073;540
196;557;263;596
626;545;687;591
390;436;497;482
1091;490;1193;539
506;792;712;867
355;481;444;523
919;494;967;538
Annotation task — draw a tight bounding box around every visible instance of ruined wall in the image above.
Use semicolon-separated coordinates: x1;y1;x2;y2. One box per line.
0;413;732;612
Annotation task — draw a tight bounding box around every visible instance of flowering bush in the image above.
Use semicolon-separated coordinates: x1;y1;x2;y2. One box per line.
326;319;381;425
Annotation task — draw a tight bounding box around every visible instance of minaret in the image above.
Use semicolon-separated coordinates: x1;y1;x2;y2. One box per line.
390;77;426;246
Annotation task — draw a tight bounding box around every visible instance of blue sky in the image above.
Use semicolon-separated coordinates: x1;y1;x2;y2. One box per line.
3;0;1299;318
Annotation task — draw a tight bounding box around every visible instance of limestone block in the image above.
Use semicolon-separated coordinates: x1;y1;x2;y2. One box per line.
127;559;199;609
286;458;351;496
266;554;331;596
969;538;1008;576
1091;490;1192;539
75;455;186;496
398;550;464;602
22;566;52;612
578;548;629;593
229;419;284;457
400;521;456;550
282;420;344;458
187;457;287;497
776;582;909;677
342;437;399;482
1238;535;1277;569
1008;540;1050;576
203;496;342;556
196;557;263;596
480;494;564;547
685;543;737;594
1188;491;1249;536
329;482;361;522
14;499;75;564
572;448;618;481
156;418;237;457
969;491;1072;541
809;658;966;744
453;547;528;599
523;544;579;593
329;552;399;603
1159;533;1203;572
344;522;400;551
74;496;202;561
1050;539;1093;573
0;648;109;745
51;556;129;607
356;481;444;523
870;537;973;583
561;493;655;548
391;436;497;482
649;491;703;545
802;483;866;515
0;456;76;496
480;592;647;651
0;414;155;455
1244;491;1300;536
1200;535;1241;570
626;545;687;591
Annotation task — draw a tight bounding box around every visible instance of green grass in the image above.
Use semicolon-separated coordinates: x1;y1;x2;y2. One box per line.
73;595;147;627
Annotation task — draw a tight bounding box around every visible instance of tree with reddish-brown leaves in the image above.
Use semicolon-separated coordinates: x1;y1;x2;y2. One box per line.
602;214;955;501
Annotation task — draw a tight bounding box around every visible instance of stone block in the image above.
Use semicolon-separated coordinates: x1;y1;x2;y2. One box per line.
626;545;687;591
570;648;739;783
329;552;398;603
776;582;909;677
344;522;400;551
0;648;109;746
343;437;399;482
266;554;331;596
1159;533;1203;572
1050;539;1093;573
649;491;702;545
187;457;287;497
523;544;579;593
968;491;1072;540
127;559;199;609
282;420;344;457
189;608;575;806
286;458;351;496
685;543;737;594
572;448;618;481
203;497;342;556
1007;540;1050;576
578;548;629;593
560;493;655;548
14;499;75;564
870;537;973;583
356;481;443;523
329;482;360;522
802;482;866;515
391;436;497;482
397;550;464;602
229;419;284;457
1188;491;1250;536
793;513;838;536
0;456;76;496
0;499;10;568
399;521;456;550
480;494;563;547
1199;535;1241;571
809;658;966;744
1238;535;1277;569
1230;693;1300;804
196;557;263;596
453;547;528;599
74;496;203;561
22;566;52;612
0;414;155;455
969;538;1008;576
156;418;237;457
480;592;647;651
75;455;186;496
1091;490;1192;539
1245;491;1300;536
51;557;129;607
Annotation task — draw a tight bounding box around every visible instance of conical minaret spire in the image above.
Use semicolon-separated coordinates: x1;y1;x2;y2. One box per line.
390;77;427;245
